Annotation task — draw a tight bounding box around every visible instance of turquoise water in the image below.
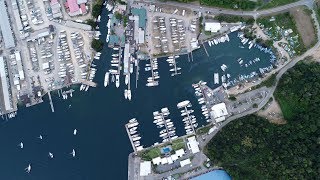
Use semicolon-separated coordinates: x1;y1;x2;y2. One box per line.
192;170;231;180
0;8;272;180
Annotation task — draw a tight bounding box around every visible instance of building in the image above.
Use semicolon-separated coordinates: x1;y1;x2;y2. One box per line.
131;8;147;29
180;158;191;167
204;22;221;33
210;103;228;123
14;51;25;81
138;28;145;44
0;0;15;49
65;0;87;16
187;136;200;154
139;161;151;176
50;0;63;19
0;57;13;111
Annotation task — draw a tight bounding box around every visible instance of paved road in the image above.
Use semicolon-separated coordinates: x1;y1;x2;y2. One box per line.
141;0;314;18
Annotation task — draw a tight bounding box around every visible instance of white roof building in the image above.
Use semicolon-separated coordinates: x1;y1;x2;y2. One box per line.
0;0;15;49
138;28;145;44
140;161;151;176
180;158;191;167
175;149;185;157
204;22;221;33
210;103;228;123
152;157;161;165
187;136;200;154
15;51;25;80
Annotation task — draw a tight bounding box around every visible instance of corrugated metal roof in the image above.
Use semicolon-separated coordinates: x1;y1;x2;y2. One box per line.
131;8;146;29
0;0;15;49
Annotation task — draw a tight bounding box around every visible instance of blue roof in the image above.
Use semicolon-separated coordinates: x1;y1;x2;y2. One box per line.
192;170;231;180
131;8;146;29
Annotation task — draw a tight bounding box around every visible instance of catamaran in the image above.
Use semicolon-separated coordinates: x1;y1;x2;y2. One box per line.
104;72;109;87
115;74;120;88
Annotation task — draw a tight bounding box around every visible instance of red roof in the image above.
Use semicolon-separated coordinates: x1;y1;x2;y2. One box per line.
66;0;80;13
80;3;86;14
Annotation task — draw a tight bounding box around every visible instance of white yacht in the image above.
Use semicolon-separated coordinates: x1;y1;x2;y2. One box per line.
221;64;228;71
25;164;31;173
127;89;132;101
129;118;137;123
125;74;129;85
104;72;109;87
49;152;54;159
214;73;219;84
38;135;43;140
124;89;128;99
73;129;77;135
115;74;120;88
71;149;76;157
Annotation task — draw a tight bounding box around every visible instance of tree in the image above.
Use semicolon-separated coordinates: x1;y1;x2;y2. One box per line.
91;39;104;52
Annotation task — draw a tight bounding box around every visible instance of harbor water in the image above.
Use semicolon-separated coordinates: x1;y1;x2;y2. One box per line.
0;8;273;180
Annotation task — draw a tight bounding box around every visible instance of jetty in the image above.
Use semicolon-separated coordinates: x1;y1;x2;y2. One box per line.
48;91;55;113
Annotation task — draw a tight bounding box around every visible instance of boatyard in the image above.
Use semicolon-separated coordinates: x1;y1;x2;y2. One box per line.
0;0;98;117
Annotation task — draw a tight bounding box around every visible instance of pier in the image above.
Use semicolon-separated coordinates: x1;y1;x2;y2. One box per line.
82;80;97;87
202;41;210;57
125;123;137;153
135;59;139;89
182;106;196;134
48;91;55;113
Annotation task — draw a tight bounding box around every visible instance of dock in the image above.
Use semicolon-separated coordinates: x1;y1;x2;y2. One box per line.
48;91;55;113
135;59;139;89
82;80;97;87
202;41;209;57
182;106;196;134
125;123;137;153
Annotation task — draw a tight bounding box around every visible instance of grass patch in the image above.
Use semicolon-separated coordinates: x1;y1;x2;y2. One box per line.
200;0;258;10
172;138;185;151
259;0;298;9
140;147;161;161
197;125;213;135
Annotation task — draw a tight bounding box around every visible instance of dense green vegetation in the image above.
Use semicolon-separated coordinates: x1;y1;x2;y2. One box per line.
253;73;277;89
91;39;104;52
258;12;306;55
214;14;255;25
200;0;258;10
92;0;104;18
206;62;320;179
259;0;298;9
85;19;97;29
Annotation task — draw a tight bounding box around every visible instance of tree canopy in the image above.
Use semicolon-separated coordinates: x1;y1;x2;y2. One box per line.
206;62;320;179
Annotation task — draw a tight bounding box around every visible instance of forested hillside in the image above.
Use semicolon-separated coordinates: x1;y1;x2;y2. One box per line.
206;62;320;179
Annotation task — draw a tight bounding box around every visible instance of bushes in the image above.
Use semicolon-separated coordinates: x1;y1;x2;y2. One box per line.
200;0;257;10
214;14;255;25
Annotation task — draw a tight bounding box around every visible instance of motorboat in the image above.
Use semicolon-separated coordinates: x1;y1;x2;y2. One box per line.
127;90;132;101
129;118;137;123
127;122;138;128
115;74;120;88
49;152;54;159
132;136;141;141
38;135;43;140
124;89;128;99
177;100;190;108
130;130;137;135
125;74;129;85
73;129;77;135
130;127;138;132
104;72;109;87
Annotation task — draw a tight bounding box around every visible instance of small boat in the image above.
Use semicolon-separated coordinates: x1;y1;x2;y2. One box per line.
38;135;43;140
19;142;24;149
73;129;77;135
127;90;132;101
115;74;120;88
104;72;109;87
130;126;137;131
125;75;129;85
71;149;76;157
129;118;137;123
124;89;128;99
25;164;31;173
49;152;54;159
